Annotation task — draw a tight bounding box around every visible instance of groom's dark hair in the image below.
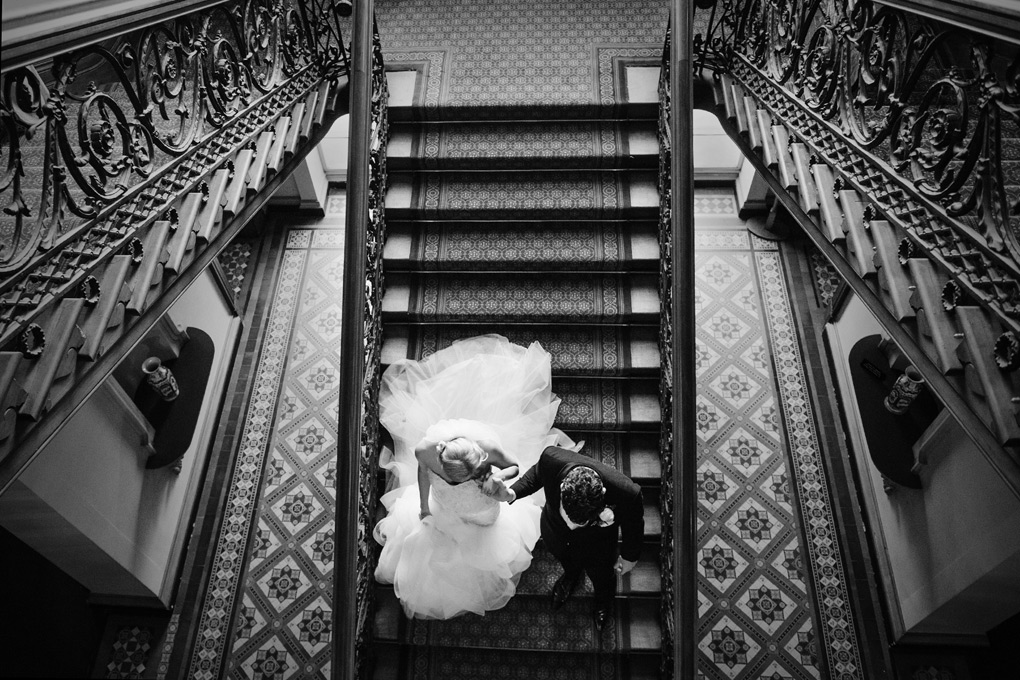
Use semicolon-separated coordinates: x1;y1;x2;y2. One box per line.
560;466;605;525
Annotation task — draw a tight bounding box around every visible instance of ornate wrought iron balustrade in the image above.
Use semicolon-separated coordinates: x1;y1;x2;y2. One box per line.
658;3;698;679
334;2;388;678
0;0;352;489
702;0;1020;291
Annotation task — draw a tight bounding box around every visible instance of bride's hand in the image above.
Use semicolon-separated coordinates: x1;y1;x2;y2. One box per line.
481;474;500;496
419;508;431;520
482;476;515;502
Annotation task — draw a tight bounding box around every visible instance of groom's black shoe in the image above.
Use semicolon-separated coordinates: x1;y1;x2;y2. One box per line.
593;605;612;632
551;571;582;610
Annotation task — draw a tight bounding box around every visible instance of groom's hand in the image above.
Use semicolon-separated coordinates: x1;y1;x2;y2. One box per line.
614;557;637;576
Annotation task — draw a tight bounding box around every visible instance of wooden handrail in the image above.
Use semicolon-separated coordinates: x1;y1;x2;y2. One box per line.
1;0;232;73
334;0;374;676
875;0;1020;44
671;1;697;678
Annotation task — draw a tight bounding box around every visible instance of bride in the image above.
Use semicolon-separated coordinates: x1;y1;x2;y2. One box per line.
373;334;573;619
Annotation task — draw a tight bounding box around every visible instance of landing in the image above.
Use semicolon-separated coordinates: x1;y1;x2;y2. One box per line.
376;0;669;117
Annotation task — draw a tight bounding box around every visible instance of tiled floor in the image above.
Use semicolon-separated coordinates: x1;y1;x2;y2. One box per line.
184;196;347;680
694;221;862;679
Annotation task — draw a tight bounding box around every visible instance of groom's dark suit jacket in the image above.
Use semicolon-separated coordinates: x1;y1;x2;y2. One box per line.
510;446;644;563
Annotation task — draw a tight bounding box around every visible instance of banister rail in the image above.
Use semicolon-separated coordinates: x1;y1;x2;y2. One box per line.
671;4;698;675
874;0;1020;44
658;1;697;677
334;0;388;677
1;0;232;73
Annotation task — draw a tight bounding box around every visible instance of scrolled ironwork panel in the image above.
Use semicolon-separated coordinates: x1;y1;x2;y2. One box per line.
351;19;389;678
657;30;676;676
0;0;346;280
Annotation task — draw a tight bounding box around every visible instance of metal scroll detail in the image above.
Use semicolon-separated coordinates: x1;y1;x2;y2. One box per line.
353;22;389;677
0;0;348;335
693;0;1020;332
656;28;677;677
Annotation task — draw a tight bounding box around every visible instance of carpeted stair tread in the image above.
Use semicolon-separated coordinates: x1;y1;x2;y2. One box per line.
516;542;662;596
388;119;658;171
385;170;659;220
551;377;660;431
382;324;660;377
373;587;661;653
386;101;659;123
382;273;659;323
566;432;661;481
370;642;660;680
372;541;660;603
383;220;659;271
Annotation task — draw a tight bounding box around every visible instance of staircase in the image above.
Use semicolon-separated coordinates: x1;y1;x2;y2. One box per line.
368;98;665;677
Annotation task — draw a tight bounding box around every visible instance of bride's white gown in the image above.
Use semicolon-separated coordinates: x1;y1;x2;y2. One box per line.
373;334;573;619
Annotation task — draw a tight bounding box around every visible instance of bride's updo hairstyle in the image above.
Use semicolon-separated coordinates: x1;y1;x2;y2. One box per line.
437;437;489;483
560;466;605;525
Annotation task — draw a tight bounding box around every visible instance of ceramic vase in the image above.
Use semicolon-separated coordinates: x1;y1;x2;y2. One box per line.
884;365;924;415
142;357;180;401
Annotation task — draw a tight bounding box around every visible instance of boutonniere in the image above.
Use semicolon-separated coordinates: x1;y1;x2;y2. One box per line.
596;506;615;527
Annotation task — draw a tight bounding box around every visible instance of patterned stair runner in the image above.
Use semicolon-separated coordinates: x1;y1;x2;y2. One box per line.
372;97;664;676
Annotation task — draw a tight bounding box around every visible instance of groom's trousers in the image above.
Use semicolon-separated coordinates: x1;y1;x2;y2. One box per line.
543;519;619;607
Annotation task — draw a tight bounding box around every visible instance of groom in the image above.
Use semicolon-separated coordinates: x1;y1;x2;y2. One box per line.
486;444;644;631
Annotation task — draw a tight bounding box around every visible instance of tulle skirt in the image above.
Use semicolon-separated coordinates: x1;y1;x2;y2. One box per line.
373;334;572;619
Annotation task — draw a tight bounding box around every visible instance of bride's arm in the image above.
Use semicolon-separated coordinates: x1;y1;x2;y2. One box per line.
477;438;519;479
415;439;440;519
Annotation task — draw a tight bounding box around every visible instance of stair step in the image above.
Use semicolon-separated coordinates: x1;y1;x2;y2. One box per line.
385;170;659;220
388;119;658;171
384;220;659;271
382;324;660;377
382;273;659;324
568;433;662;482
386;101;659;123
518;542;661;596
368;542;661;602
372;587;661;653
370;642;660;680
552;377;660;431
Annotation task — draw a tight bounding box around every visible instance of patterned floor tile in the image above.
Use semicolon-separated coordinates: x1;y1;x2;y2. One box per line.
105;625;154;679
187;230;346;680
695;233;863;680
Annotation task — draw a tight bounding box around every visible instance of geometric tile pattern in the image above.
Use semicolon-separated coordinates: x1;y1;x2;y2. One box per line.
694;189;739;215
188;230;345;680
106;625;154;679
218;240;256;307
808;248;842;310
695;235;862;680
755;250;863;679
